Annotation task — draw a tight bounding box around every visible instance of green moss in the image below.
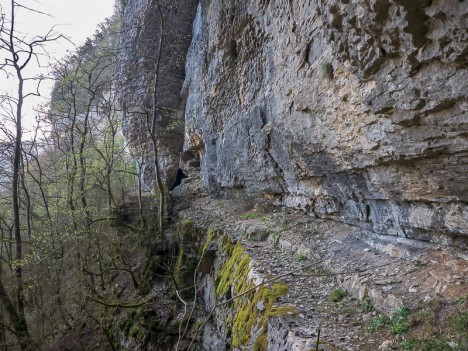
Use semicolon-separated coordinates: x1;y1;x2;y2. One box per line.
216;241;249;297
140;252;162;293
174;243;184;289
215;238;292;350
253;334;267;351
174;218;216;292
177;218;197;241
231;282;290;348
128;324;141;338
233;254;251;294
199;227;216;257
221;234;234;255
266;305;299;317
216;242;290;350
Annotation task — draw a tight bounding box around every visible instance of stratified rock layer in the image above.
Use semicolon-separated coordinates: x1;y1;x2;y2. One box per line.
117;0;198;188
182;0;468;247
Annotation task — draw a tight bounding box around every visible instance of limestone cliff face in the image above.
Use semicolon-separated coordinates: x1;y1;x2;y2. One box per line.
116;0;198;188
182;0;468;247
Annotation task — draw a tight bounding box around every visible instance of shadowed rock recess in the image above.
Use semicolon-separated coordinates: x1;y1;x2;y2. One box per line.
116;0;198;189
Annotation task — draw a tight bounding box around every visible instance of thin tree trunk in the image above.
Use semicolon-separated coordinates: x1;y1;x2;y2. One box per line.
9;1;31;346
20;160;32;239
12;66;25;324
148;0;166;235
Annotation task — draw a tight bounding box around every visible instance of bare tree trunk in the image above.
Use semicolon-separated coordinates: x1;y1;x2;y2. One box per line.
0;280;31;351
20;158;32;239
148;0;166;236
9;1;30;345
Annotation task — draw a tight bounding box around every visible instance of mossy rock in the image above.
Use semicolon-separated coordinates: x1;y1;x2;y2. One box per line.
215;237;292;350
231;282;290;349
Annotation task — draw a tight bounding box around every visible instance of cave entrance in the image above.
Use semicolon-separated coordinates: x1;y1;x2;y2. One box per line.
169;169;188;190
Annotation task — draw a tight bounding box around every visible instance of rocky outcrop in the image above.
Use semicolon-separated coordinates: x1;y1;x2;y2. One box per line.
182;0;468;247
117;0;198;189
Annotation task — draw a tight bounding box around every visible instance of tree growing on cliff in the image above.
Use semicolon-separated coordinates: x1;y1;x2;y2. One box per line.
148;0;167;235
117;0;191;237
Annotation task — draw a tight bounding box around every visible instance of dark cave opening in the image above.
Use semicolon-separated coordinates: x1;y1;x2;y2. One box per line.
170;169;188;190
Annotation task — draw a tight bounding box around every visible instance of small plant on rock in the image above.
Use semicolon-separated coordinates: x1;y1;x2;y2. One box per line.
329;289;346;303
450;312;468;350
244;212;258;220
360;298;374;312
400;338;418;350
367;315;390;332
455;296;465;305
367;306;411;335
295;254;307;262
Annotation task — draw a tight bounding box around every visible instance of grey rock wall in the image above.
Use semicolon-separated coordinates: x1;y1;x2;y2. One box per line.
182;0;468;247
117;0;198;189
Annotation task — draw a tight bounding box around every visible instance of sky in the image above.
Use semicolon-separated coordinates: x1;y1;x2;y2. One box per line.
27;0;116;55
0;0;116;136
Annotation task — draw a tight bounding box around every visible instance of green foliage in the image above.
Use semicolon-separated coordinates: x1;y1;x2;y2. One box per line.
450;312;468;350
400;338;418;349
329;289;346;302
367;306;411;334
386;309;467;351
244;212;259;220
367;315;390;332
388;317;410;334
455;296;465;305
295;254;307;262
360;298;374;312
450;312;468;332
419;336;454;351
0;12;142;350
